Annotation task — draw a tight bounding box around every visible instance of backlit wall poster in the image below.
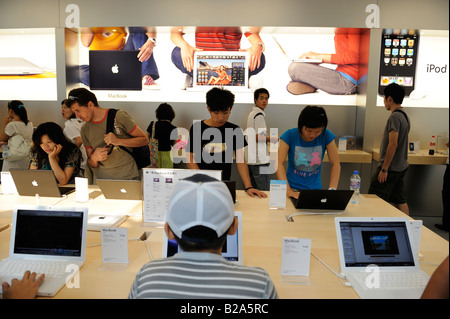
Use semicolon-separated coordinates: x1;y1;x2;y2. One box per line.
377;29;449;108
0;28;57;101
70;26;370;105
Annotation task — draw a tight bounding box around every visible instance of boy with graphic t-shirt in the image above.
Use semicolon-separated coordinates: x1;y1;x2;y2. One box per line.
186;87;267;198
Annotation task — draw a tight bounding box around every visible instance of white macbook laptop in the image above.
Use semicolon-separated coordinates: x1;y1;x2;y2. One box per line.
335;217;430;299
163;211;243;264
0;205;88;297
87;214;127;231
96;179;142;200
188;51;250;92
0;57;45;75
10;169;75;197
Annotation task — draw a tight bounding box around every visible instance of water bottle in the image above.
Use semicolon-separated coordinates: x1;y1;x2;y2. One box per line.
350;171;361;204
429;135;436;155
1;144;10;159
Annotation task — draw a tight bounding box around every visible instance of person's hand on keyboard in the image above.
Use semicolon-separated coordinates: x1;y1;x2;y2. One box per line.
1;270;45;299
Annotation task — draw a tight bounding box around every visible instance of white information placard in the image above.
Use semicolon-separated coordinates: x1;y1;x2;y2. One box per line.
281;238;311;283
269;180;287;209
142;168;222;224
0;172;17;194
75;177;89;202
101;228;128;264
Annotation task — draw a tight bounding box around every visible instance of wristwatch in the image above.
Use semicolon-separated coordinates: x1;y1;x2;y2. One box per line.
256;41;265;52
149;37;157;46
381;168;388;173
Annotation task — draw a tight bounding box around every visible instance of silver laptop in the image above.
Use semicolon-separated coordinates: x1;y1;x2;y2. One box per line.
272;36;322;63
335;217;430;299
96;179;142;200
188;51;250;92
87;213;127;231
163;211;243;264
0;205;88;297
10;169;75;197
0;57;45;75
89;50;142;90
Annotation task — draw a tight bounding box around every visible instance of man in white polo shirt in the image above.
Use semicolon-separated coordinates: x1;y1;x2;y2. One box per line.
245;88;277;191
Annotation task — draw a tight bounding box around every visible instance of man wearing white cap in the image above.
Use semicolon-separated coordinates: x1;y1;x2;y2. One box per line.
129;174;278;299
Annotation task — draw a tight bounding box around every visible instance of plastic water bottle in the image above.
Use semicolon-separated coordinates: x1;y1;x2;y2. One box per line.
1;144;10;158
350;171;361;204
429;136;436;155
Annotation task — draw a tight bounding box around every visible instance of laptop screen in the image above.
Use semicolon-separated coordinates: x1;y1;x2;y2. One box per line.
13;209;84;257
339;221;416;267
164;212;242;263
194;52;248;87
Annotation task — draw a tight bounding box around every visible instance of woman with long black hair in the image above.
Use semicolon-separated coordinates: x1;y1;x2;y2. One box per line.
30;122;82;185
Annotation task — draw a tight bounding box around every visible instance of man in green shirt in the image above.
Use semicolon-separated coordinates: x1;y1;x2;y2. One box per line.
67;88;148;180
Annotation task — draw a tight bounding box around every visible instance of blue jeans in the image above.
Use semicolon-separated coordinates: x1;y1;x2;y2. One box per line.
288;62;356;95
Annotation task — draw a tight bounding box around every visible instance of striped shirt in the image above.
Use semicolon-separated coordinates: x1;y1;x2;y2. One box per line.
128;252;278;299
195;32;243;51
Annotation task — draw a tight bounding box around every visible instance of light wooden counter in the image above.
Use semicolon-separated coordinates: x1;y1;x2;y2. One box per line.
1;187;448;299
373;148;448;165
324;149;372;163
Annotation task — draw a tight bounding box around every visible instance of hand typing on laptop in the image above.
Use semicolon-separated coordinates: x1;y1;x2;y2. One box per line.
1;271;45;299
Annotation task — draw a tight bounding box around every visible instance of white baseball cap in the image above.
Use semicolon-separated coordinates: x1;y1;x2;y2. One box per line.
166;174;235;240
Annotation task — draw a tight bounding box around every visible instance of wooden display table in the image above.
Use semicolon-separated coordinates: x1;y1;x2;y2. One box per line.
373;148;448;165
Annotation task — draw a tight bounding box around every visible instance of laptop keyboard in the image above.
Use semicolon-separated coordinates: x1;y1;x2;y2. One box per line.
0;259;70;278
351;271;429;290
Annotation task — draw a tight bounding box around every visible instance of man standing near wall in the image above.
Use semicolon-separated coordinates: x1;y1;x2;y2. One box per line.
67;88;149;181
245;88;276;191
369;83;410;215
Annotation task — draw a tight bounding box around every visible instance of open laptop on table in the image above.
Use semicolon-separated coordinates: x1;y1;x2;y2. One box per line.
335;217;430;299
163;211;243;264
10;169;75;197
0;205;88;297
188;51;250;92
290;189;354;213
96;179;142;200
223;180;236;204
89;50;142;90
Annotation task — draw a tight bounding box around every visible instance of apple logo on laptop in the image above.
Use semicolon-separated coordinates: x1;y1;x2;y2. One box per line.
32;180;38;187
120;188;127;194
111;64;119;74
321;198;327;203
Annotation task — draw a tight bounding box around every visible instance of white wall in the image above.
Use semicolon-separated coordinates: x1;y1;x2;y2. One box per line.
1;0;448;217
